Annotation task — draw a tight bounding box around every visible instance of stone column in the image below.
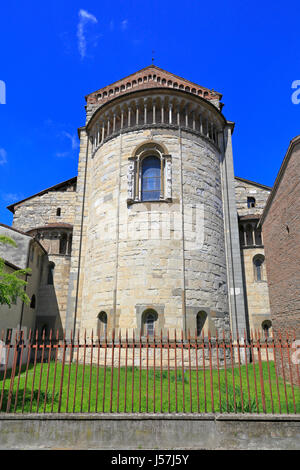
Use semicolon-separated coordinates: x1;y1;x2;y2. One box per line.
161;104;164;124
199;114;203;134
128;107;131;127
169;103;173;124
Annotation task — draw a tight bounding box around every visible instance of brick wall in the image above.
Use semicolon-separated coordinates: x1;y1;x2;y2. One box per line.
262;136;300;385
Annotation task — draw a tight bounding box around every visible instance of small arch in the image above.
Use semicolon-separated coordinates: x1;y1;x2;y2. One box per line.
138;77;143;83
198;89;203;96
179;84;184;90
30;294;36;309
191;88;196;93
56;208;61;217
204;91;208;97
247;197;256;208
262;320;272;337
126;82;131;89
185;86;190;92
196;311;207;336
167;80;172;86
253;254;265;281
97;94;102;101
97;311;108;336
162;79;166;85
109;89;114;95
156;76;161;83
120;84;125;91
142;309;158;336
115;87;119;93
103;91;108;97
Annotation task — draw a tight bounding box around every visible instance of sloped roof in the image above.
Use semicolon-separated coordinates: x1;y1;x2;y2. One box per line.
235;176;272;191
86;65;223;107
7;177;77;214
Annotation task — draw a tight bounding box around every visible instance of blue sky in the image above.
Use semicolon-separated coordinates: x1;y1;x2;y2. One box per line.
0;0;299;225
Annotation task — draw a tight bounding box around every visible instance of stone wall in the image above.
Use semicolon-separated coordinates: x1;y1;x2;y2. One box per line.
70;126;230;337
8;182;76;335
240;247;271;333
262;137;300;385
235;177;271;217
12;183;76;233
0;414;299;450
234;178;272;335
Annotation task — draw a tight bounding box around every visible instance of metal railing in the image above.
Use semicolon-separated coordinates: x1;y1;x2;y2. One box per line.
0;329;299;414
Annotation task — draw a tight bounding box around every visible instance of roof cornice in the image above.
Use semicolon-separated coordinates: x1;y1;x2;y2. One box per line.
259;134;300;226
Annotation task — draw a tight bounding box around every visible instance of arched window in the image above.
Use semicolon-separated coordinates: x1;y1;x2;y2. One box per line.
253;255;265;281
97;311;107;336
142;309;158;336
247;197;256;208
127;143;171;203
141;156;161;201
30;294;36;309
56;208;61;216
196;311;207;336
262;320;272;337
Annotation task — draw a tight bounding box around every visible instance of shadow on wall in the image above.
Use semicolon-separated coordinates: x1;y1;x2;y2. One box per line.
35;260;63;338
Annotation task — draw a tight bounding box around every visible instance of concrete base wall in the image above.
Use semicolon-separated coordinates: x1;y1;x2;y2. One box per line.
0;414;299;450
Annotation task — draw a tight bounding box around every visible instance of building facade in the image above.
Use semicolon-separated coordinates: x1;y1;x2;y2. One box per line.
260;135;300;335
1;66;272;340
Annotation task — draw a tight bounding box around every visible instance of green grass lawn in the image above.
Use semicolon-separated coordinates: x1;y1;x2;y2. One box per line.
0;361;299;414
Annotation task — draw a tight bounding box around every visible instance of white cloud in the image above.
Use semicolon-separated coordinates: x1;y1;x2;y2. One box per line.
62;131;79;150
77;9;98;59
121;19;128;31
55;131;79;158
0;148;7;165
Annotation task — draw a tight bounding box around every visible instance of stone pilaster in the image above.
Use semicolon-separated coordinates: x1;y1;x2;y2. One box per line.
220;125;248;339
